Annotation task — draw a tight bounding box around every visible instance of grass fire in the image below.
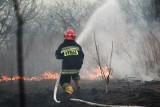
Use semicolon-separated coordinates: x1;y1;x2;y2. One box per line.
0;71;59;82
0;67;108;82
1;0;160;107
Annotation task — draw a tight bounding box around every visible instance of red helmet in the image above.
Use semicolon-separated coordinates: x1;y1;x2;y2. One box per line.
64;29;75;40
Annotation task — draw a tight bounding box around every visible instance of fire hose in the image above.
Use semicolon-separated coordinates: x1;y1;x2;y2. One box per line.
53;74;143;107
53;74;61;103
53;74;111;107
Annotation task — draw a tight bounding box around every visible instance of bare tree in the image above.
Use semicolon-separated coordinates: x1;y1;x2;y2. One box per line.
0;0;40;46
50;0;96;34
0;0;42;78
18;0;41;22
93;31;113;94
0;0;13;47
122;0;154;21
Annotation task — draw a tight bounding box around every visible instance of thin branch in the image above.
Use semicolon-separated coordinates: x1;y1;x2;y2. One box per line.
93;31;106;81
107;41;113;85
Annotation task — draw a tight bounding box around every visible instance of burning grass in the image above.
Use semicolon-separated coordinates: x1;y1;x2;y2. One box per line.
0;68;108;82
0;71;59;82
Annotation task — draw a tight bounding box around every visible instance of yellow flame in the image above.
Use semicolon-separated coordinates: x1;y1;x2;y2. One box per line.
0;71;59;82
0;67;110;82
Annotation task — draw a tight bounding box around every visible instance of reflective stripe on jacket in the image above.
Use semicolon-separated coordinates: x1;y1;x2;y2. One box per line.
61;69;79;74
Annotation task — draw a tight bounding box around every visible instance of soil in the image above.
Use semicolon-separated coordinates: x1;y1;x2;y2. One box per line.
0;79;160;107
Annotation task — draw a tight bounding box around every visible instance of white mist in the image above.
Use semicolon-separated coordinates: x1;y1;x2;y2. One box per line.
76;0;159;81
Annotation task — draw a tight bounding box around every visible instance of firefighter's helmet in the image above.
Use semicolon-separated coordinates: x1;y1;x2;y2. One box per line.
64;29;75;40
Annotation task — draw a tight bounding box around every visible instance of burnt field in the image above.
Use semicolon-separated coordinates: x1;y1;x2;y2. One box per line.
0;79;160;107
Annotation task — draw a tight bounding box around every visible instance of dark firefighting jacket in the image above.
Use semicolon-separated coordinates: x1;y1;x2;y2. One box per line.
55;40;84;71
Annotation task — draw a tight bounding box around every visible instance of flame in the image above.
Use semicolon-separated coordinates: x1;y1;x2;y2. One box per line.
0;71;59;82
81;66;109;80
0;67;110;82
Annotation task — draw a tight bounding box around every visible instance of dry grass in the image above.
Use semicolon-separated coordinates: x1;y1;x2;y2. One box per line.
0;79;160;107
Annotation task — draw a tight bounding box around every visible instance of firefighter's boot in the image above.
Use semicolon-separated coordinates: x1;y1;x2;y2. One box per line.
61;84;73;102
65;85;73;94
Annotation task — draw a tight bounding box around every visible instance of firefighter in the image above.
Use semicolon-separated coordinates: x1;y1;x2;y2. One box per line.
55;29;84;96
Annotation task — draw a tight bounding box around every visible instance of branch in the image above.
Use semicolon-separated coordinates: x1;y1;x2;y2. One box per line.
107;41;113;85
93;31;106;81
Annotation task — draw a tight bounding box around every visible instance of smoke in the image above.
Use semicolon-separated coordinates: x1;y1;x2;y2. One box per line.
77;0;159;81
